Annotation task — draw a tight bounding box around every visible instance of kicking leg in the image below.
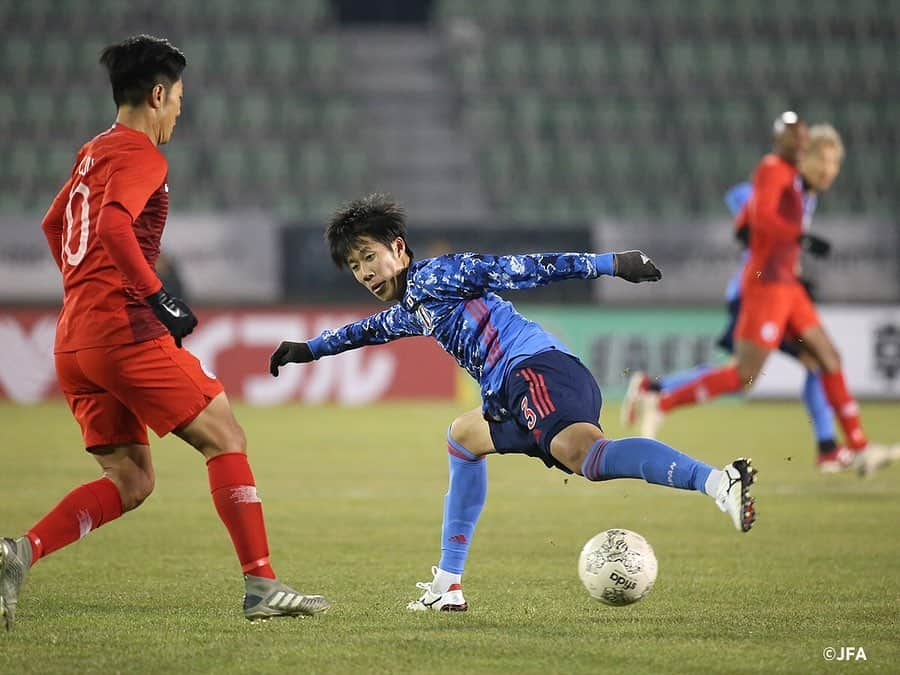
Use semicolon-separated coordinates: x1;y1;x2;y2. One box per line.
409;408;492;612
550;423;756;533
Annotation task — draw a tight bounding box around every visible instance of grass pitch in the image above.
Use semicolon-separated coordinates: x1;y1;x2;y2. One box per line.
1;400;898;673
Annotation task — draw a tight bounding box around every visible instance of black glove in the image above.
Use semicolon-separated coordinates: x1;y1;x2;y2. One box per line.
146;288;197;348
613;250;662;283
269;341;314;377
799;233;832;258
735;224;750;247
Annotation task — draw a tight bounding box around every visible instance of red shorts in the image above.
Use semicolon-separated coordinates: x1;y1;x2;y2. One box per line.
55;335;224;449
735;282;821;350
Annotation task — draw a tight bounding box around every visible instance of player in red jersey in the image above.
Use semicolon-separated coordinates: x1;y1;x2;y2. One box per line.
635;115;892;475
0;35;328;629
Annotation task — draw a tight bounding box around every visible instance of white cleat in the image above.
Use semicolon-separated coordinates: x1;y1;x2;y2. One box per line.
714;458;757;533
854;444;892;477
407;567;468;612
637;392;664;439
621;371;651;428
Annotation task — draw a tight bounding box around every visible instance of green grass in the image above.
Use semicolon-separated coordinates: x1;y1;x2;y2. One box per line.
1;400;898;673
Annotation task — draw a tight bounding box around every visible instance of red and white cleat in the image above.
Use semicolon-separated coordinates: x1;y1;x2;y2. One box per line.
816;446;857;474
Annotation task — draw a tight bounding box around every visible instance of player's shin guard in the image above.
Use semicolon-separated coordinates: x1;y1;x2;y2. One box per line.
438;433;487;579
659;364;743;412
26;477;123;564
820;371;868;450
207;452;275;579
581;438;714;492
803;371;836;450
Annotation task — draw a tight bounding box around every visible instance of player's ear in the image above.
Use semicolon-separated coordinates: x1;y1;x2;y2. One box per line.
394;236;406;257
149;83;166;109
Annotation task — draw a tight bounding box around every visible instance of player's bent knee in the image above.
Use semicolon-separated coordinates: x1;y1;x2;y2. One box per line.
113;468;155;512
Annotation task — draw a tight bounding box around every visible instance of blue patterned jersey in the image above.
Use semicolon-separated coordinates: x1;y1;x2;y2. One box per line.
724;182;818;302
307;252;616;420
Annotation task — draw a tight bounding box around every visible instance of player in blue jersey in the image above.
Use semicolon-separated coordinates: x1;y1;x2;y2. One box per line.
622;122;859;473
269;193;757;613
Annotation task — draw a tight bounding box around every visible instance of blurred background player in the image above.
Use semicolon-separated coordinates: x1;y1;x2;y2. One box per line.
270;194;757;613
624;116;848;472
0;35;328;630
629;119;894;476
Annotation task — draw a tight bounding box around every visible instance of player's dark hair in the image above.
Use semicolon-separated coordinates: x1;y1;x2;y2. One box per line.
326;193;414;268
99;35;186;107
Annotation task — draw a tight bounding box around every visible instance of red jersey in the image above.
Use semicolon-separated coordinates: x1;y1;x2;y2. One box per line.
42;123;169;352
741;153;804;286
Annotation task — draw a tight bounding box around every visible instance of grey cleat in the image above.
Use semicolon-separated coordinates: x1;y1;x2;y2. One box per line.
1;537;33;631
243;575;330;622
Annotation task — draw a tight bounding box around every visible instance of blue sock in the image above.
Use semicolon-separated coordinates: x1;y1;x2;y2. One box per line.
659;365;713;393
804;371;835;443
438;431;488;575
581;437;713;493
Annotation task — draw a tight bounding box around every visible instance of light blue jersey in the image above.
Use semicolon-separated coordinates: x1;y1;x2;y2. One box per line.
723;181;817;302
307;252;616;420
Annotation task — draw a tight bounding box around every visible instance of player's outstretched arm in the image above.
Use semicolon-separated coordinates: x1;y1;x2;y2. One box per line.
612;251;663;283
440;250;660;294
269;303;422;377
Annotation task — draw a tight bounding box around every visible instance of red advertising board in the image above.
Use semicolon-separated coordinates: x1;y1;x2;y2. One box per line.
0;308;457;404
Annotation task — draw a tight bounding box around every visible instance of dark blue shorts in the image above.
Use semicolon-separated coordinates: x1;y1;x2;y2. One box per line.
718;298;801;358
488;350;602;473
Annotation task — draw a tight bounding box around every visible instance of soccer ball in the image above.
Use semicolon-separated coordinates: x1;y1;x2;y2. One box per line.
578;529;658;606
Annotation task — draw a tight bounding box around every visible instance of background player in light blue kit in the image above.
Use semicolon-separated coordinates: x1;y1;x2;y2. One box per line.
270;194;757;612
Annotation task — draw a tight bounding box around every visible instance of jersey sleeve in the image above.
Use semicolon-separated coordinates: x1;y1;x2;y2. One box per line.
306;303;423;358
749;161;801;241
101;145;167;221
40;175;75;270
420;252;615;296
96;203;162;297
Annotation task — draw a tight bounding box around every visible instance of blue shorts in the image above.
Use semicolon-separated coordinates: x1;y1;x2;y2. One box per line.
488;350;603;473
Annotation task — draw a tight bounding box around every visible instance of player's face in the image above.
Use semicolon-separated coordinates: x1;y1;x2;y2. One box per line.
801;145;842;192
346;236;409;302
157;79;183;145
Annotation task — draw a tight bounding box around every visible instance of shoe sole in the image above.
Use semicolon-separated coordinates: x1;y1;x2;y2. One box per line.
732;457;758;533
246;606;330;622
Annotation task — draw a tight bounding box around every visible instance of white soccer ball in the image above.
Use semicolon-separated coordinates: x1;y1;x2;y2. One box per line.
578;528;658;606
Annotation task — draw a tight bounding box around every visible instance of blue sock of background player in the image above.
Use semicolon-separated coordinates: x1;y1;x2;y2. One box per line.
804;371;837;453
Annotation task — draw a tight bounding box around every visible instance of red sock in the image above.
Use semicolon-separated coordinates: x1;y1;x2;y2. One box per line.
821;371;868;450
207;452;276;579
660;364;743;413
26;477;123;564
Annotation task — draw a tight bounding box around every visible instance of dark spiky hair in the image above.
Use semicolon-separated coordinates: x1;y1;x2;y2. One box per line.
326;193;413;268
99;34;186;107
